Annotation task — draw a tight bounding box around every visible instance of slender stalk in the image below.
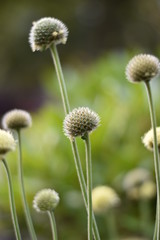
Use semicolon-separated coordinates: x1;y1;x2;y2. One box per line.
71;140;100;240
48;211;58;240
50;44;70;115
1;158;22;240
144;81;160;240
17;129;37;240
106;210;118;240
50;44;101;240
139;199;152;238
84;133;93;240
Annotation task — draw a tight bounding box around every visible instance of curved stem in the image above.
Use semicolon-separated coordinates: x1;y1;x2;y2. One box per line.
144;82;160;240
17;130;37;240
84;133;93;240
50;44;70;115
50;44;101;240
48;211;58;240
1;158;22;240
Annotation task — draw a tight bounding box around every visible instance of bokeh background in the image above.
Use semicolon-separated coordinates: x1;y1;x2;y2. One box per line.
1;0;160;239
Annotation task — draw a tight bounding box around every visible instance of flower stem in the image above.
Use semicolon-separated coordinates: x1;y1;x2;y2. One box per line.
144;81;160;240
48;211;58;240
50;44;70;115
1;158;22;240
50;44;100;240
106;209;118;240
17;129;37;240
84;133;93;240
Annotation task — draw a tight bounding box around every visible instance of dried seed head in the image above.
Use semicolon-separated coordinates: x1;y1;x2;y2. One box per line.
142;127;160;151
63;107;100;140
126;54;160;83
2;109;32;130
29;17;68;51
92;186;120;214
33;189;60;213
0;129;16;156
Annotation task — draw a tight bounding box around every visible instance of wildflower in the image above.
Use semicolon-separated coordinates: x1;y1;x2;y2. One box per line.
126;54;160;83
139;180;156;199
63;107;100;140
92;186;120;214
2;109;32;130
0;129;16;156
122;168;151;190
122;168;156;200
142;127;160;151
29;17;68;52
33;189;60;213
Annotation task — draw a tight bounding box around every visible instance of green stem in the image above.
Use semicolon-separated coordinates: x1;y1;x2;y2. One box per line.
139;199;152;238
17;130;37;240
50;44;101;240
144;82;160;240
1;158;22;240
50;44;70;115
106;209;118;240
84;133;93;240
48;211;58;240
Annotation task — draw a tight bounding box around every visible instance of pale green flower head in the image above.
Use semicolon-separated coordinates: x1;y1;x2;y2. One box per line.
0;129;16;157
2;109;32;130
92;186;120;214
142;127;160;151
63;107;100;140
33;189;60;213
126;54;160;83
29;17;68;52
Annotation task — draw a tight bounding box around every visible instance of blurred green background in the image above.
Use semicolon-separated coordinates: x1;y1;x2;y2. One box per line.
1;0;160;239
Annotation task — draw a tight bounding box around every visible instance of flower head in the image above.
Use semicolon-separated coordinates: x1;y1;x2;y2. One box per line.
122;168;151;190
63;107;100;140
92;186;120;214
2;109;32;130
126;54;160;83
142;127;160;151
29;17;68;51
33;189;60;213
0;129;16;157
122;168;155;200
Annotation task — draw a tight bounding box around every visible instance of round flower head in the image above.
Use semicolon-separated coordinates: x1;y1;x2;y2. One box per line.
92;186;120;214
126;180;156;200
2;109;32;130
63;107;100;140
33;189;60;212
126;54;160;83
122;168;151;191
142;127;160;151
29;17;68;51
0;129;16;156
139;180;156;199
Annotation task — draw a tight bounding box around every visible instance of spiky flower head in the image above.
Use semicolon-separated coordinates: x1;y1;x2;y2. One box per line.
33;189;60;213
0;129;16;157
142;127;160;151
2;109;32;130
29;17;68;51
92;186;120;214
63;107;100;140
126;54;160;83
